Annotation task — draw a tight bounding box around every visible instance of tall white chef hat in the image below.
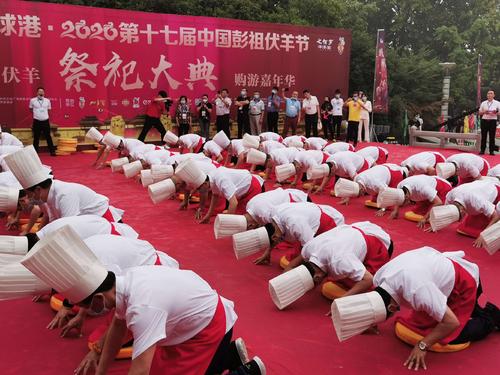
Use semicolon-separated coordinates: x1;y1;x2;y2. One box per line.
331;291;387;342
306;164;330;180
0;186;19;212
123;160;143;178
163;131;179;145
377;187;405;208
175;159;207;189
334;178;360;198
436;162;457;179
214;214;248;239
242;134;260;149
268;265;314;310
102;131;122;149
213;130;230;149
4;146;51;189
111;157;130;173
275;163;296;182
148;179;176;204
0;263;51;301
85;127;103;143
0;235;28;255
232;227;270;260
429;204;461;232
21;225;109;304
478;222;500;255
246;148;267;166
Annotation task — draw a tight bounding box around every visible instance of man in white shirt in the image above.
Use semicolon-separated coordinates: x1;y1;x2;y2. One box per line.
0;127;23;147
248;92;265;135
28;87;55;156
358;94;372;142
330;90;344;140
302;90;320;138
215;89;232;138
478;90;499;155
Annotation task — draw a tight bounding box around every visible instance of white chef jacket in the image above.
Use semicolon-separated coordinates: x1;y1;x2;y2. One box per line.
327;151;369;179
446;153;489;179
230;139;248;157
121;139;145;156
488;164;500;178
259;132;282;142
84;234;179;274
203;141;223;158
36;215;138;240
323;142;354;155
401;152;444;174
194;159;218;174
305;137;327;150
208;167;261;200
356;146;387;162
272;202;345;245
397;175;450;202
354;164;402;195
374;247;479;322
445;180;499;217
129;144;157;161
143;149;176;166
46;180;123;221
179;134;205;150
479;99;500;120
260;140;285;155
246;187;308;224
496;202;500;216
0;133;23;147
115;266;237;359
166;152;208;166
29;96;51;121
301;221;390;280
294;150;325;170
0;171;21;189
269;147;302;166
283;135;306;147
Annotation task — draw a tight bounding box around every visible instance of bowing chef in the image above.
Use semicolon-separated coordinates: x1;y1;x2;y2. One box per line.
378;175;452;228
291;149;330;186
22;226;266;375
331;247;499;371
85;127;111;170
304;137;328;151
5;146;124;223
202;140;225;163
355;145;389;165
259;131;282;143
488;164;500;179
437;153;490;184
266;147;303;182
0;126;23;146
252;202;344;265
323;141;355;155
400;151;446;176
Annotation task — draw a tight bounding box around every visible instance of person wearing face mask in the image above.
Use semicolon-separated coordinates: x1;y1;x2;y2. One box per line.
248;92;265;135
330;89;344;141
197;94;213;139
344;92;363;147
358;95;372;142
175;96;192;137
235;88;250;138
29;87;56;156
302;89;320;138
320;96;333;140
138;91;171;144
478;90;500;155
215;89;232;138
281;88;302;137
266;86;282;133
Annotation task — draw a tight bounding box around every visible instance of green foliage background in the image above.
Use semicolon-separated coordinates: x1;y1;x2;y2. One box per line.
31;0;499;133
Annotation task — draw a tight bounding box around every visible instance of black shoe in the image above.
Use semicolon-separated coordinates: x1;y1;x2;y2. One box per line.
240;357;266;375
479;151;485;155
490;152;495;156
226;338;250;370
50;152;57;157
484;302;500;330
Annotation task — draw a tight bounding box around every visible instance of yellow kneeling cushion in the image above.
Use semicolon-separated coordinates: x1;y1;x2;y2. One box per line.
404;211;424;222
394;322;470;352
21;223;41;233
49;294;79;314
302;182;314;190
321;281;347;300
82;149;99;154
365;200;380;208
177;193;200;203
279;255;289;270
88;341;132;360
258;172;266;178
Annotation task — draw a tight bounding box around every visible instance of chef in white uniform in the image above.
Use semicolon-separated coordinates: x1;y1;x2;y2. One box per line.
323;142;355;155
356;146;389;164
401;151;446;176
291;149;330;186
259;139;285;155
178;133;206;153
0;128;23;147
282;135;306;147
304;137;327;150
259;131;282;142
441;153;490;183
227;139;250;168
487;164;500;179
202;140;225;163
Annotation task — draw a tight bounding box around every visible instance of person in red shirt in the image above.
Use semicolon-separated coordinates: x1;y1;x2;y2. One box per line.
138;91;171;144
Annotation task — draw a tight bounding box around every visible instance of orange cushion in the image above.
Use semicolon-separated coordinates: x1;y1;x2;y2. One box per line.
394;322;470;352
87;341;132;360
21;223;41;234
456;229;477;238
364;200;380;208
49;294;79;314
404;211;424;222
279;255;289;270
177;194;200;203
321;281;347;300
82;150;99;154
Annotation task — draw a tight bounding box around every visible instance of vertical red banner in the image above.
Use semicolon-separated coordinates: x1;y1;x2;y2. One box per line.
373;29;388;113
476;54;482;108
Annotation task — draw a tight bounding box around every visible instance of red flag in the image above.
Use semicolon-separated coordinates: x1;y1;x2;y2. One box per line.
476;54;482;108
373;30;389;113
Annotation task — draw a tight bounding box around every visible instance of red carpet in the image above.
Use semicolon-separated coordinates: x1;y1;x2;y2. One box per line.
0;143;498;374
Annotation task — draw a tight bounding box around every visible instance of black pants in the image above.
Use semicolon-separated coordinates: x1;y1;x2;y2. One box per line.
305;113;318;138
237;112;250;138
267;111;279;133
178;122;189;136
138;115;166;143
321;115;333;140
200;118;210;139
332;115;342;139
32;119;55;153
216;114;231;139
480;119;497;154
347;120;359;146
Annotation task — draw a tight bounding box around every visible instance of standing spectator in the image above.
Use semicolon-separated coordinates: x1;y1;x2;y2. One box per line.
175;96;191;136
330;89;344;140
478;90;499;155
138;90;171;143
249;91;265;135
29;87;55;156
266;86;281;133
197;94;212;139
302;89;320;138
215;89;232;138
320;96;333;140
235;88;250;138
358;94;372;142
344;92;363;147
281;88;301;137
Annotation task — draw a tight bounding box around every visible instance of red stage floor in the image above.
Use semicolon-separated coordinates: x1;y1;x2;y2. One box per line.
0;143;498;375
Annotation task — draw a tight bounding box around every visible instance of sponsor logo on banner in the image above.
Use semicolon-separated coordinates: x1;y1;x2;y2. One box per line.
133;97;140;108
122;99;130;107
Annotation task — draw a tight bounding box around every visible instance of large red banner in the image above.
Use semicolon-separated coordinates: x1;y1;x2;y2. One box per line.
0;0;351;128
373;29;388;113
